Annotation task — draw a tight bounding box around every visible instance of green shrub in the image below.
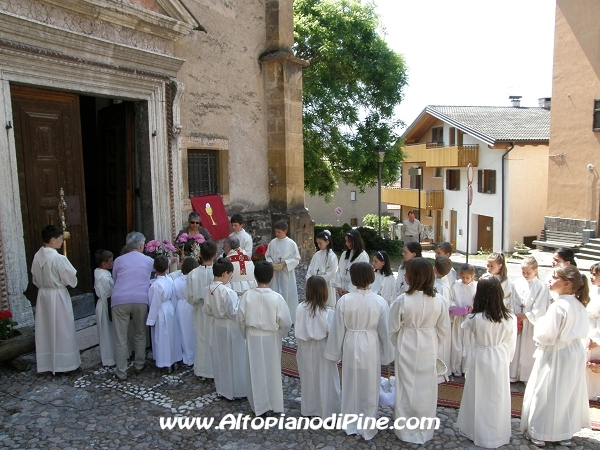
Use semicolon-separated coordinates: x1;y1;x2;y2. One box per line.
313;224;403;255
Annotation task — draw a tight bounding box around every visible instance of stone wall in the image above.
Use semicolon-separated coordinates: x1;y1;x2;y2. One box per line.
543;216;596;233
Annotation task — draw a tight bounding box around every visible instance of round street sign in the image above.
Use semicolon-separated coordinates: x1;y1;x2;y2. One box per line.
334;207;343;216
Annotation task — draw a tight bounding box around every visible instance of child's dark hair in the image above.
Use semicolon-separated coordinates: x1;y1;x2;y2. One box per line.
344;230;366;262
200;241;218;262
254;261;274;284
95;249;113;266
554;264;590;307
153;255;169;273
555;247;577;267
471;277;512;323
230;213;244;225
213;257;234;277
458;263;475;276
374;250;393;277
181;257;199;275
591;262;600;276
405;258;435;297
315;230;333;254
487;252;507;282
305;276;328;317
41;225;63;243
436;242;453;255
400;241;422;269
434;256;453;277
349;262;375;288
274;220;288;231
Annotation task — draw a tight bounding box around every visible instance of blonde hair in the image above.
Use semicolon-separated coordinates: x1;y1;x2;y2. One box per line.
487;252;507;282
554;264;590;307
521;256;538;270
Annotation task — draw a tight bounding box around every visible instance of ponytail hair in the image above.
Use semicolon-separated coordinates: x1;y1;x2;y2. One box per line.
487;252;507;282
554;263;590;306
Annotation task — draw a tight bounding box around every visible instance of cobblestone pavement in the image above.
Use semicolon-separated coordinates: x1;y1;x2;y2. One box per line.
2;259;600;449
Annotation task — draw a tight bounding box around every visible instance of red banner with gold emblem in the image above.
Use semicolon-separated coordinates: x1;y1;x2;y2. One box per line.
190;194;230;241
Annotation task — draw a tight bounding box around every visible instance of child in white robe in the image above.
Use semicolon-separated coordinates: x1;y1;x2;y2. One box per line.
237;261;292;416
435;241;457;286
265;220;300;323
333;229;369;296
203;258;246;400
481;252;514;310
94;249;115;367
394;242;422;296
146;255;182;370
295;276;341;419
32;225;80;374
457;277;517;448
325;262;393;441
390;257;449;445
174;257;199;366
371;250;396;305
229;213;253;256
520;264;591;447
434;255;453;382
184;241;217;380
510;256;550;382
587;262;600;400
449;264;477;377
306;230;338;307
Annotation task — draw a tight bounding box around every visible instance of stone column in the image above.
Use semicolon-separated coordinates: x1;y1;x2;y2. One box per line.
261;0;314;261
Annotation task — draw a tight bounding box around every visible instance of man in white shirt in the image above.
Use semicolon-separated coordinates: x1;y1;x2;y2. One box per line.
402;210;421;243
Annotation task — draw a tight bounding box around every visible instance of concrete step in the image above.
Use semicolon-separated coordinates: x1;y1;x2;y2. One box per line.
580;242;600;251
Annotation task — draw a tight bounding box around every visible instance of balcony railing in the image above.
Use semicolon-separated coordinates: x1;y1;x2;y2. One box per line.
382;187;444;210
402;143;479;167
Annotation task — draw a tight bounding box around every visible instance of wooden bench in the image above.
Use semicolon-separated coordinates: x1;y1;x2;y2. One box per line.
532;230;583;250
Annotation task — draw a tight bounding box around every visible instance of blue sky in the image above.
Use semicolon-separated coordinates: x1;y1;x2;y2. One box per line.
372;0;556;131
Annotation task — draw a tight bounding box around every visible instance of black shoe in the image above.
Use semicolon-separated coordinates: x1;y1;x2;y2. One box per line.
134;365;146;375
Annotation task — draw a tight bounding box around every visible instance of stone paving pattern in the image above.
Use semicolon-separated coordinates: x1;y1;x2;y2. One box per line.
1;250;600;449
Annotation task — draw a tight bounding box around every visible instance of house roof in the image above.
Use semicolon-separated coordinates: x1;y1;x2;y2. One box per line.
403;105;550;146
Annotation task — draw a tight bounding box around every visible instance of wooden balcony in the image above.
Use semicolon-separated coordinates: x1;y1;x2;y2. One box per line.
402;144;479;167
382;187;444;210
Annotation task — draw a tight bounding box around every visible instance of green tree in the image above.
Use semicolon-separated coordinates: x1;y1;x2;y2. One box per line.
294;0;408;202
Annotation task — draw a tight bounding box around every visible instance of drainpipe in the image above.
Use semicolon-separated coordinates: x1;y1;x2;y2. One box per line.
501;142;515;253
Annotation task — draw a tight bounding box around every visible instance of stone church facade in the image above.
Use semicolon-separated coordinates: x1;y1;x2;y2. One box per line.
0;0;313;327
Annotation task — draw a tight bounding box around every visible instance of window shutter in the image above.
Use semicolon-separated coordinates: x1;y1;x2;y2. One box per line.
446;170;450;190
477;170;483;193
456;170;460;190
490;170;496;194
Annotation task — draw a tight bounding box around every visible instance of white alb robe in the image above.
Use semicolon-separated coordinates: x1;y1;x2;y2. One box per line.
332;250;369;294
457;312;517;448
94;268;115;367
510;277;550;382
395;266;408;296
449;280;477;375
389;291;450;444
230;229;253;256
173;274;196;365
184;264;214;378
203;281;246;399
587;287;600;400
265;236;300;323
147;276;182;368
371;271;396;305
447;267;457;286
32;247;81;374
306;249;338;307
225;248;257;295
237;288;292;415
324;289;393;441
295;303;341;418
520;294;591;442
434;276;452;380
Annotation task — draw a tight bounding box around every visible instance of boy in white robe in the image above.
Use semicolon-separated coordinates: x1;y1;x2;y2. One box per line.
184;241;217;379
435;242;457;286
229;213;253;256
32;225;80;374
449;264;477;376
203;258;246;400
174;257;199;366
146;255;182;370
265;220;300;323
237;261;292;416
434;256;452;381
94;249;115;367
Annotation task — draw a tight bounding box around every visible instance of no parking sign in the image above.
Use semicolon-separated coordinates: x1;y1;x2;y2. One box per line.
334;207;343;216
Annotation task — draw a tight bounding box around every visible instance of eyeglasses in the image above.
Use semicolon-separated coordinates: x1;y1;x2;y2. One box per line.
189;221;200;225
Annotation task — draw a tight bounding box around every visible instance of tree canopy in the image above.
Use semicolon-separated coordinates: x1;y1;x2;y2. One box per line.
294;0;408;202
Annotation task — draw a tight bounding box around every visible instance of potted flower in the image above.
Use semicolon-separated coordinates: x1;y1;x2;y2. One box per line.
513;241;531;254
144;239;177;258
251;243;268;262
0;309;35;367
0;309;18;341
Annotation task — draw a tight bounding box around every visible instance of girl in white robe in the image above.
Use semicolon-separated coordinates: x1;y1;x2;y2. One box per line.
306;230;338;307
449;264;477;376
146;256;182;369
174;257;199;366
587;263;600;400
394;242;422;296
457;277;517;448
510;256;550;382
333;229;369;296
203;258;246;400
371;250;396;305
94;250;115;367
184;241;217;379
481;252;514;310
325;262;393;441
389;257;450;445
520;264;591;447
295;276;341;419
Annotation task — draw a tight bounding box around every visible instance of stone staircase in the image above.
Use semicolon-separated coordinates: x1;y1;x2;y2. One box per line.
575;238;600;261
